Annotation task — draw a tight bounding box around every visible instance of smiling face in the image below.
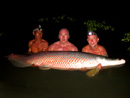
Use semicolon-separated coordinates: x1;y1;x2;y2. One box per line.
58;28;70;44
87;35;99;47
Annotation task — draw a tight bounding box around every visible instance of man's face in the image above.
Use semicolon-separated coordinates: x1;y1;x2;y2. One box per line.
34;30;43;39
58;29;70;44
87;35;99;47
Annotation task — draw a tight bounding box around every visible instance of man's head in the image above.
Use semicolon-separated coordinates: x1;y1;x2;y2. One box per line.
33;25;43;39
58;28;70;43
87;31;99;47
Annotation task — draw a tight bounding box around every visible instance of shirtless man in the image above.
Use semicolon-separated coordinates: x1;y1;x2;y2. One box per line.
81;31;108;71
48;28;78;51
82;31;108;57
28;25;49;54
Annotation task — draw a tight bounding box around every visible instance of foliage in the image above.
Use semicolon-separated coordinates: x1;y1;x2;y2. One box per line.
38;15;114;33
0;32;6;37
121;32;130;51
38;15;75;23
83;20;114;32
121;32;130;42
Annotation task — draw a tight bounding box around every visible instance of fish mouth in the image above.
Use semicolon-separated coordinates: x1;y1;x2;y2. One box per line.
120;59;126;64
97;57;126;67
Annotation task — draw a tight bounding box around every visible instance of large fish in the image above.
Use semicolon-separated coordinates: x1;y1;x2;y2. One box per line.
7;51;126;77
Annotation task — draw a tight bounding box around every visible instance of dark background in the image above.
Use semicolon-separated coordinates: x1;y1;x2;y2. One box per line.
1;6;130;98
0;7;130;58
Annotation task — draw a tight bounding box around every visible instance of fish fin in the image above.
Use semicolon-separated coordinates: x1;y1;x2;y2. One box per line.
86;63;102;77
38;65;51;70
32;64;38;67
86;67;100;77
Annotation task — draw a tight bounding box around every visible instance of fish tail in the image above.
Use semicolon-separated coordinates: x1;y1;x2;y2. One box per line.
7;54;32;67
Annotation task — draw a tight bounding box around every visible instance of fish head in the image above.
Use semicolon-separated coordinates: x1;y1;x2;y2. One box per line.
96;56;126;67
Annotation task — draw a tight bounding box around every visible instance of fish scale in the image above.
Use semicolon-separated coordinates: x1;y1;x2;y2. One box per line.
24;51;99;69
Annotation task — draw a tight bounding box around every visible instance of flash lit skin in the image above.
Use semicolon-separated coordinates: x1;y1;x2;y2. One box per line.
48;28;78;51
82;35;108;57
28;30;49;54
81;35;108;71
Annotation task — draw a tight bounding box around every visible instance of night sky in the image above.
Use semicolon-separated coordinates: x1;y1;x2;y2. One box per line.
0;7;130;57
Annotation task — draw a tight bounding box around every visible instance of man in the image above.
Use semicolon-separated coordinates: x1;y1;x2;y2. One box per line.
28;25;49;54
82;31;108;57
48;28;78;51
81;31;108;71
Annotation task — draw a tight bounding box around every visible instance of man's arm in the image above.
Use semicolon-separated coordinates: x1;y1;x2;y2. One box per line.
42;41;49;51
48;44;54;51
73;45;78;51
28;40;33;54
82;45;89;52
100;46;108;57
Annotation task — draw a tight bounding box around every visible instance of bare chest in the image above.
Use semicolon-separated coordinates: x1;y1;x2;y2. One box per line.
31;41;44;51
54;45;73;51
88;49;101;55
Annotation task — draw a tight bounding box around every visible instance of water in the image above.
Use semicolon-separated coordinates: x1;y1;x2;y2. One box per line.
0;56;130;98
